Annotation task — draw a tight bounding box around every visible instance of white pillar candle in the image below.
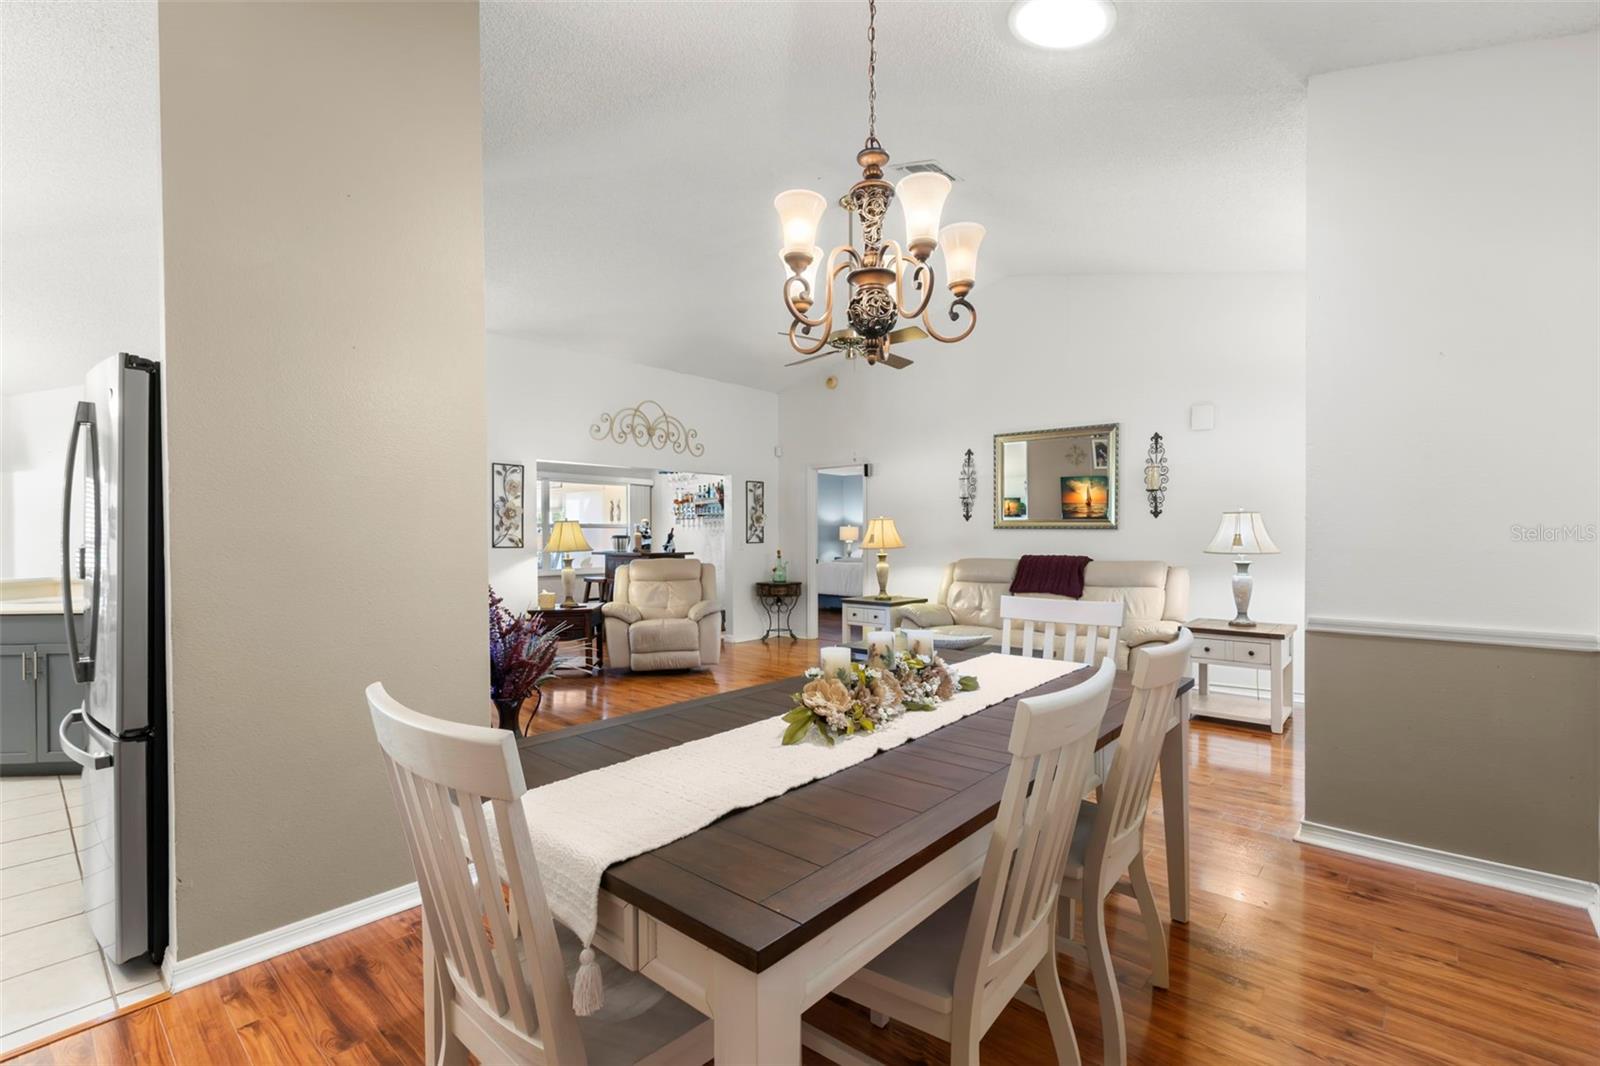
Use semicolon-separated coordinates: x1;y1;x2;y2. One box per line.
906;629;936;658
866;630;896;665
893;629;909;652
820;645;852;678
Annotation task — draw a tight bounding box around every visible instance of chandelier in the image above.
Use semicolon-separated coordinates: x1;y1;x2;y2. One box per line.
774;0;985;370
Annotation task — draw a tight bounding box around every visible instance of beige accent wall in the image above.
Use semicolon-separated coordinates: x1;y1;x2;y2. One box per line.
158;1;486;957
1306;634;1599;882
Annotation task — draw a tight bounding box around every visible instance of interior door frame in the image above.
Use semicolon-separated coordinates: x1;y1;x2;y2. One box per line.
803;461;869;641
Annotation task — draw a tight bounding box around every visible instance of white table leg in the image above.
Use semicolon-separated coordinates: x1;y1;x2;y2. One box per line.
1268;643;1286;732
1160;692;1191;923
710;953;802;1065
1196;660;1209;697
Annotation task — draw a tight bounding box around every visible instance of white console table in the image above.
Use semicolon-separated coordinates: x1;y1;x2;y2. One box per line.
1187;618;1297;733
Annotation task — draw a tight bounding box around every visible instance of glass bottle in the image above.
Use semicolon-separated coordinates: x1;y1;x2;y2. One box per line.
772;549;788;583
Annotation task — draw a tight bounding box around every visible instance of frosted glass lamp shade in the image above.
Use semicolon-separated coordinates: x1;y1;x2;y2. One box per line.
774;189;827;262
545;520;592;554
1204;511;1279;555
896;172;952;254
939;222;986;291
860;516;905;550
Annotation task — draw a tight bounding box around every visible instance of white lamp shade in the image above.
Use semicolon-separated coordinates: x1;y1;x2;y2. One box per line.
774;189;827;258
838;524;860;543
545;519;592;554
896;172;952;249
1204;511;1279;555
860;516;905;550
939;222;986;289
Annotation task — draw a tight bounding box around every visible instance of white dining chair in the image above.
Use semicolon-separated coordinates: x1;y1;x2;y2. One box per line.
1001;594;1127;791
827;658;1117;1065
1056;630;1193;1066
366;683;711;1066
999;594;1125;667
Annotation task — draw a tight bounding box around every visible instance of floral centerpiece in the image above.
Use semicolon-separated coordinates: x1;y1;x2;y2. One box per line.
489;586;565;731
781;651;979;746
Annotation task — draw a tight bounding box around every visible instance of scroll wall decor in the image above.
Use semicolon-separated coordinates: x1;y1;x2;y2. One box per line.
1144;432;1169;518
590;400;705;457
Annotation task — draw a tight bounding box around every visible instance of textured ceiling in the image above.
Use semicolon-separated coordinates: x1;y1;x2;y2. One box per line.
483;0;1598;391
2;1;162;395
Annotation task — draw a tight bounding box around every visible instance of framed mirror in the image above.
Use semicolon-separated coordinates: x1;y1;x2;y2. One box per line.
993;423;1119;529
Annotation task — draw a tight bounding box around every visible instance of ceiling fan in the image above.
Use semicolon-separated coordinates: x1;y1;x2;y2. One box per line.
780;324;929;369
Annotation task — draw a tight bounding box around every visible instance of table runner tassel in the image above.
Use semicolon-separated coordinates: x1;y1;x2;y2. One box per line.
572;945;604;1015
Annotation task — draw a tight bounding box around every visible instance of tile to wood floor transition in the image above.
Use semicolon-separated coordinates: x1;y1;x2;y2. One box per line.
8;650;1600;1064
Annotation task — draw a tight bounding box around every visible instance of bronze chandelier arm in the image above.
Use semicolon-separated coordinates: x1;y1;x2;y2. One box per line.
787;317;832;355
782;246;858;333
886;241;935;320
922;296;977;344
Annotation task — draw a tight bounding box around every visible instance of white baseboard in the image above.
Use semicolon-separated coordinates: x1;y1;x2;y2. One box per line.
166;881;421;991
1295;821;1600;937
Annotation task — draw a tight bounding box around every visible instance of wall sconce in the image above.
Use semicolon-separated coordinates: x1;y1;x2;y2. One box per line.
958;449;977;521
1144;432;1168;518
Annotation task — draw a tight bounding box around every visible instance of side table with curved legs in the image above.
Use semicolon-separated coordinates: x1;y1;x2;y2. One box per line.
755;581;802;642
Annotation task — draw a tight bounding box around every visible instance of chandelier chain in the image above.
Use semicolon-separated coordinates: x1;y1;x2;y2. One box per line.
866;0;878;147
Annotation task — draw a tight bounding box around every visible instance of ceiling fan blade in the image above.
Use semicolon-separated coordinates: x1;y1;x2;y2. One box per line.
785;350;838;368
883;353;915;369
887;325;928;345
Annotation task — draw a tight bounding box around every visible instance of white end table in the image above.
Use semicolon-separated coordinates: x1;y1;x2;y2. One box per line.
838;595;926;645
1186;618;1297;732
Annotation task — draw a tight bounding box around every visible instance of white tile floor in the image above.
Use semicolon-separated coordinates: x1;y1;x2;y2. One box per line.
0;774;165;1054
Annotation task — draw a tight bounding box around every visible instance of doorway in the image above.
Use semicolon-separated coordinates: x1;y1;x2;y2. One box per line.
804;462;869;641
654;470;732;634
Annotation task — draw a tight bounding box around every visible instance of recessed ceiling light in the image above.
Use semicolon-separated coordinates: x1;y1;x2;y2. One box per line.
1009;0;1116;50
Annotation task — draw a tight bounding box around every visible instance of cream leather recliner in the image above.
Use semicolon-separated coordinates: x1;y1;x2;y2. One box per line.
893;558;1189;669
601;558;722;671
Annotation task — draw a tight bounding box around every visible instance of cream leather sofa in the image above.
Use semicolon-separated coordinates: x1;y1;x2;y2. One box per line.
601;558;722;671
893;558;1189;669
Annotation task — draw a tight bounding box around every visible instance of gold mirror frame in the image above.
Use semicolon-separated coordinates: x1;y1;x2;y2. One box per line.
993;423;1119;529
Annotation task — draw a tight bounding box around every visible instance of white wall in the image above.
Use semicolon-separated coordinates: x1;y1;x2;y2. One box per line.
779;273;1306;693
1307;32;1599;638
0;385;83;579
488;334;781;642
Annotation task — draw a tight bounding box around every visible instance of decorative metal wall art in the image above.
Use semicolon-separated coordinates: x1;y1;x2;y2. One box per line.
745;481;767;543
1144;432;1169;518
491;462;525;548
590;400;705;456
958;449;977;521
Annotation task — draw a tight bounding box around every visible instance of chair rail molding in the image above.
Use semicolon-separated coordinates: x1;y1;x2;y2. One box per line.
1295;822;1600;938
162;882;421;991
1306;616;1600;653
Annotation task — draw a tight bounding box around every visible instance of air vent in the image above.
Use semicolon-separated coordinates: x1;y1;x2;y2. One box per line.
888;159;959;182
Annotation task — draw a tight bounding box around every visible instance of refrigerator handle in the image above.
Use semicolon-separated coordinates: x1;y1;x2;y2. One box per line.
61;401;102;684
58;708;113;771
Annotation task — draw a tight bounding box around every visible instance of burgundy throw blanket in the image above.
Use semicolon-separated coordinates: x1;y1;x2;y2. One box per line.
1010;555;1092;599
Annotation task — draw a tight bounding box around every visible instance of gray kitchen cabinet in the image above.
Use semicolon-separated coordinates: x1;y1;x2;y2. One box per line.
0;616;89;774
1;645;36;765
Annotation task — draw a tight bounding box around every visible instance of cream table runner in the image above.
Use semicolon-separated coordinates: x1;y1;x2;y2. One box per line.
518;653;1080;1009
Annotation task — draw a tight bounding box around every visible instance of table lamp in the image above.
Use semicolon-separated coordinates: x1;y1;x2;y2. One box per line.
1204;510;1279;627
860;516;905;599
546;520;592;607
838;524;860;558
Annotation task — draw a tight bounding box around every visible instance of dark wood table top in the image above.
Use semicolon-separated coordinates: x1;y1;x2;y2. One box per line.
517;655;1192;973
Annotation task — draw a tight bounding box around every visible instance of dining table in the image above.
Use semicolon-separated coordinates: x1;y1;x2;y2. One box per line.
517;655;1195;1065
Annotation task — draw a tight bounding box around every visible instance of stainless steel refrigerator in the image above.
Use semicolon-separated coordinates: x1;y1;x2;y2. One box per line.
57;354;168;966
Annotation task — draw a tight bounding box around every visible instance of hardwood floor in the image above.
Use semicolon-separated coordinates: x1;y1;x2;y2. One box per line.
9;651;1597;1065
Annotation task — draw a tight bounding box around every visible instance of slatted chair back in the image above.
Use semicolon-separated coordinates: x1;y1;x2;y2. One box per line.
367;683;586;1065
953;657;1115;1027
999;596;1125;668
1084;631;1194;892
